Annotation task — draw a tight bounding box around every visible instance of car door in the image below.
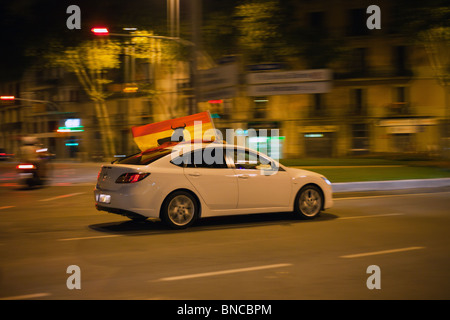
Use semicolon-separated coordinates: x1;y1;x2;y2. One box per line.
182;146;238;210
232;147;291;209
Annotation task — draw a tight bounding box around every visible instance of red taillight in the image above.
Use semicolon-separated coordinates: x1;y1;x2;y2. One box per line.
17;164;36;169
91;27;109;35
115;172;150;183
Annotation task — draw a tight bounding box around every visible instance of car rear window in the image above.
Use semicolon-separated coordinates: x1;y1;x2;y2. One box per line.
116;148;172;165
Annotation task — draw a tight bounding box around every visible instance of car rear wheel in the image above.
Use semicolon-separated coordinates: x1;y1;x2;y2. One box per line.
294;185;323;219
161;191;199;229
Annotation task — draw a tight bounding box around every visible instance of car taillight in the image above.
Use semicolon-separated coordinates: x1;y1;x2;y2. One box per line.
115;172;150;183
17;164;36;169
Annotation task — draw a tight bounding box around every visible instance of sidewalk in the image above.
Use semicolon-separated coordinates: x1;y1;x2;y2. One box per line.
292;163;450;192
331;178;450;192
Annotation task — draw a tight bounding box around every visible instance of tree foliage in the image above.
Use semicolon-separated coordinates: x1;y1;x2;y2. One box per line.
50;40;122;101
47;39;122;158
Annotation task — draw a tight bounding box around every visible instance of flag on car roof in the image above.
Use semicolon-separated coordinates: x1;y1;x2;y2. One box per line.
131;111;217;152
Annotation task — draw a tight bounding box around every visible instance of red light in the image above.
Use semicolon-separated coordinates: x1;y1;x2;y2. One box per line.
1;96;15;100
91;27;109;35
17;164;36;170
115;172;150;183
208;100;223;104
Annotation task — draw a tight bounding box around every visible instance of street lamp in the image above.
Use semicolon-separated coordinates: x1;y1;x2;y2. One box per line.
0;96;59;111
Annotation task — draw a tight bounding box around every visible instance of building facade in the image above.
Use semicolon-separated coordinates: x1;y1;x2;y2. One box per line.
1;0;448;160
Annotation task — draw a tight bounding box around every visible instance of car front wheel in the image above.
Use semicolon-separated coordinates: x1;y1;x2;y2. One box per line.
161;191;199;229
294;185;323;219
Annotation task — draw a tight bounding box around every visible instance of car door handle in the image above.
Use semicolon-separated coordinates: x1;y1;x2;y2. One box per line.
238;174;249;179
188;172;201;177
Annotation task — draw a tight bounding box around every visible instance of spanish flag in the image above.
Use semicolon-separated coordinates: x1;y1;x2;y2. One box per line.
132;111;217;152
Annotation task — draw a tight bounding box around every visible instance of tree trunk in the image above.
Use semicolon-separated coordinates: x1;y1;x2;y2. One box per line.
94;99;116;160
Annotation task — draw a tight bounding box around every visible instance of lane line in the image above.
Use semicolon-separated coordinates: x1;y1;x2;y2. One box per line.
58;235;121;241
39;192;85;202
338;213;403;220
157;263;293;282
334;191;450;201
0;293;51;300
0;206;15;210
340;246;425;259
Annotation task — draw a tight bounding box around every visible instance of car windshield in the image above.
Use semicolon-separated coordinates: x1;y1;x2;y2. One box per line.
116;148;172;165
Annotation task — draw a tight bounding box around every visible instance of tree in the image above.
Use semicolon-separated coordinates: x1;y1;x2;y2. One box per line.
234;0;284;64
419;26;450;157
47;39;122;159
397;0;450;157
129;30;187;118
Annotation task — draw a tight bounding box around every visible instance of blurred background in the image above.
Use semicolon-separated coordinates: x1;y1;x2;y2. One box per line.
0;0;449;164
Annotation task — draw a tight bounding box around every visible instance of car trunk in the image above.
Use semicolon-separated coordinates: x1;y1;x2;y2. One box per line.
96;164;146;191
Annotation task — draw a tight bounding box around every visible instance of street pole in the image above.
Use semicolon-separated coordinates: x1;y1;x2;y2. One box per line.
190;0;201;115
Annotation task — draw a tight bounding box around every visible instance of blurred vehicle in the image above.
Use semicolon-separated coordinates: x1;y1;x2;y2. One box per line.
17;162;44;187
0;148;14;161
94;142;333;229
17;137;53;187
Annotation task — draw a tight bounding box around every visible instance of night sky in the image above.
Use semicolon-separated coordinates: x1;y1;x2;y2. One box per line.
0;0;179;81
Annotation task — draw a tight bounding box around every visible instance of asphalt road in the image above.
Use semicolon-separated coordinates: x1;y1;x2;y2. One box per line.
0;181;449;301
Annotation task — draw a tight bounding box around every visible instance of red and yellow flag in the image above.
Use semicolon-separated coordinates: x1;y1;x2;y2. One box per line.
131;111;216;152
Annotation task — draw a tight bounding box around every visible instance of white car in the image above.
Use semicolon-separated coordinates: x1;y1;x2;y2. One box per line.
94;142;333;229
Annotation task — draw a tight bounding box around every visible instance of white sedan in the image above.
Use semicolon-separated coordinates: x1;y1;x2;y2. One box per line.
94;142;333;229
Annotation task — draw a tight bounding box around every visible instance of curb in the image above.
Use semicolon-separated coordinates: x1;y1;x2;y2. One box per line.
332;178;450;193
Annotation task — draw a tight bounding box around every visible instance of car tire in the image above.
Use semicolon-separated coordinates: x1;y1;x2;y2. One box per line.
294;185;323;219
161;190;199;229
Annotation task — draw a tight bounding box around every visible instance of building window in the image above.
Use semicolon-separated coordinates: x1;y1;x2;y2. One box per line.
347;8;369;36
310;94;325;117
352;88;366;115
69;90;80;102
391;86;409;115
350;48;368;76
351;123;369;154
253;97;268;119
393;46;409;76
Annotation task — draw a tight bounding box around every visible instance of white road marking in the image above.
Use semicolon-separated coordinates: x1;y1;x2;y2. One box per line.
340;246;425;259
0;206;15;210
334;191;450;201
39;192;85;202
58;234;121;241
157;263;293;281
338;213;403;220
0;293;51;300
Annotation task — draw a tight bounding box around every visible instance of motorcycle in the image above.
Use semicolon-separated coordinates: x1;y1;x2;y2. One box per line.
17;147;53;187
16;162;44;187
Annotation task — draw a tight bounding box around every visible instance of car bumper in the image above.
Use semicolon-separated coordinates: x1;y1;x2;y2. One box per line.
94;187;159;219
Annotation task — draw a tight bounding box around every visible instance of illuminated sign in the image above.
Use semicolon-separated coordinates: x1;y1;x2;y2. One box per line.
58;118;84;132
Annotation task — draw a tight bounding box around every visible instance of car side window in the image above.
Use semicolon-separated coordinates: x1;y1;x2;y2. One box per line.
172;147;228;169
233;148;271;170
